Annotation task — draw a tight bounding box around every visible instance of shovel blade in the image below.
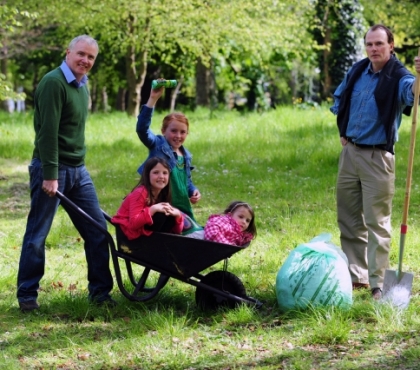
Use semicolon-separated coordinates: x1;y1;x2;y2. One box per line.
382;269;414;308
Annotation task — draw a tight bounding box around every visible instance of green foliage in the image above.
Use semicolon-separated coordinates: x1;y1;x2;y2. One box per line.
1;0;319;113
0;4;36;36
0;4;37;101
312;0;366;99
213;1;316;109
0;74;20;102
361;0;420;66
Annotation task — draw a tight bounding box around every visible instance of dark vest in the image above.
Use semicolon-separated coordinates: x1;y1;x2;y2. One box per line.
337;55;412;154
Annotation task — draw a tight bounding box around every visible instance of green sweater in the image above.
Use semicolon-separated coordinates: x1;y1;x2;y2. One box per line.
32;67;89;180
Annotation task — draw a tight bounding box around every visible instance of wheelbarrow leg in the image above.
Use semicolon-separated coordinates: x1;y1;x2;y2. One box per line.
131;273;170;299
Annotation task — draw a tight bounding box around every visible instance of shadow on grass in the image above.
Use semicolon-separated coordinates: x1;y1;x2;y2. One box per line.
0;181;29;220
2;276;420;369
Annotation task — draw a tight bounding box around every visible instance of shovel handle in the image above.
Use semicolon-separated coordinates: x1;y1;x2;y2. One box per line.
402;48;420;225
399;48;420;275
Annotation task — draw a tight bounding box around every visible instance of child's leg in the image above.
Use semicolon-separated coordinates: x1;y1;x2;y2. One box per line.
146;213;175;232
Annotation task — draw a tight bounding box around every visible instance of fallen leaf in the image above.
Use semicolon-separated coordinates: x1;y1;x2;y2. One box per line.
77;353;90;361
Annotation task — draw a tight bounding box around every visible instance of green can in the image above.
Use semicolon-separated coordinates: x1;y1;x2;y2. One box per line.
151;79;177;89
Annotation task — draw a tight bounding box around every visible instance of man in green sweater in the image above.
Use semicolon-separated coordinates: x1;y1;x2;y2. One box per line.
17;35;114;312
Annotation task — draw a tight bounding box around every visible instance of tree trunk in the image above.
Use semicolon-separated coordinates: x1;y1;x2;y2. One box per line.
125;47;149;117
102;86;109;112
289;68;298;101
116;87;127;111
209;58;217;115
322;26;332;100
170;76;183;112
0;58;13;112
125;15;150;117
90;79;97;112
195;58;210;107
125;45;142;117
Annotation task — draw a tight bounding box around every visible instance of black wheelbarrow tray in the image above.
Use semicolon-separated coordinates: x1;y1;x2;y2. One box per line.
56;191;262;310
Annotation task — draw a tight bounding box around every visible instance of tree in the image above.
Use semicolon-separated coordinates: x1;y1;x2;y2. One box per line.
0;5;37;105
2;0;318;114
85;0;316;115
312;0;365;100
193;0;317;109
82;0;217;116
361;0;420;67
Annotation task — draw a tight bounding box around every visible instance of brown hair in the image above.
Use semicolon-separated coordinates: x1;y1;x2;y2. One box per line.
364;24;395;54
224;200;257;237
161;112;189;132
132;157;172;205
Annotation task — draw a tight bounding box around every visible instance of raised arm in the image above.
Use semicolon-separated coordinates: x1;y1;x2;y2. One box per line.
146;83;164;108
136;84;166;147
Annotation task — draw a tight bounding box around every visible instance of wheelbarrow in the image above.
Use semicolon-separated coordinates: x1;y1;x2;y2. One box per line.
55;191;262;310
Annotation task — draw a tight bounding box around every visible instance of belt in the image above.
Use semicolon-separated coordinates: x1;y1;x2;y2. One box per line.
347;138;387;151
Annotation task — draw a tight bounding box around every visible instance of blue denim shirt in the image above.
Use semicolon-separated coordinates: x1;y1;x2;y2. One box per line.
136;105;197;196
330;63;415;145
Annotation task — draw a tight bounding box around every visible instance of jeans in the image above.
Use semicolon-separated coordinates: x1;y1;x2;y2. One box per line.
17;158;113;303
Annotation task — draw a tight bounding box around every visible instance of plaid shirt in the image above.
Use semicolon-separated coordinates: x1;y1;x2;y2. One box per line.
204;214;253;246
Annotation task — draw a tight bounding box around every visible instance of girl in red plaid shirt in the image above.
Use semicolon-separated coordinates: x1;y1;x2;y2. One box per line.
204;201;257;246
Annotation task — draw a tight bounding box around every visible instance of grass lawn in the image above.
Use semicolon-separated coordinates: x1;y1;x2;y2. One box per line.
1;106;420;369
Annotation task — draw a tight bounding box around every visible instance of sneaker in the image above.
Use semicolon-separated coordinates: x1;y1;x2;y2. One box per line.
19;300;39;312
372;287;382;300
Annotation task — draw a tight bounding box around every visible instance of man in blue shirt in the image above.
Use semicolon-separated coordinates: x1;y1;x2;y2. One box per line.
330;24;420;300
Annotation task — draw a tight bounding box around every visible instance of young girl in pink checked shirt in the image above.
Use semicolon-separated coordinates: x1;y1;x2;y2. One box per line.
204;201;257;246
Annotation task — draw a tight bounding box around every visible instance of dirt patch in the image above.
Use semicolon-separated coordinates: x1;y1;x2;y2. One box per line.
0;162;30;219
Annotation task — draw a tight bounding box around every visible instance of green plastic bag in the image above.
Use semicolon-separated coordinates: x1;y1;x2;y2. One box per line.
276;233;352;312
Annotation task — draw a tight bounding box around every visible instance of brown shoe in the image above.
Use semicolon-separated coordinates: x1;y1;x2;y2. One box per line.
352;282;370;290
372;288;382;300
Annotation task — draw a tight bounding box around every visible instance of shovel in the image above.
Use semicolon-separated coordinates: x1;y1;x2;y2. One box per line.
382;48;420;308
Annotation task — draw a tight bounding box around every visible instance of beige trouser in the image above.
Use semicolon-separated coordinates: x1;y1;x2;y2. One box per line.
337;143;395;289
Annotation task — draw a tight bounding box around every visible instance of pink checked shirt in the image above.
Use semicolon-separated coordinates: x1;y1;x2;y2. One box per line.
204;214;253;246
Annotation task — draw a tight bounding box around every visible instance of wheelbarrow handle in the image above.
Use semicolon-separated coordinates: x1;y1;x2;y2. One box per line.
55;190;109;235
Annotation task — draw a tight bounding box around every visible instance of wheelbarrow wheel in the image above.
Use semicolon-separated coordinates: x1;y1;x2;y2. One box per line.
195;270;246;310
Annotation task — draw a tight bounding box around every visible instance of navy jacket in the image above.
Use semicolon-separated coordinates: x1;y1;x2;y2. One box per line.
337;55;412;154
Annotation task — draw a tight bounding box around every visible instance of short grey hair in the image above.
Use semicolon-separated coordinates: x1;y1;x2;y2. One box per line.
68;35;99;52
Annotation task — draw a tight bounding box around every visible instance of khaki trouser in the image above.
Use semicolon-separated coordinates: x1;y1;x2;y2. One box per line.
337;143;395;289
